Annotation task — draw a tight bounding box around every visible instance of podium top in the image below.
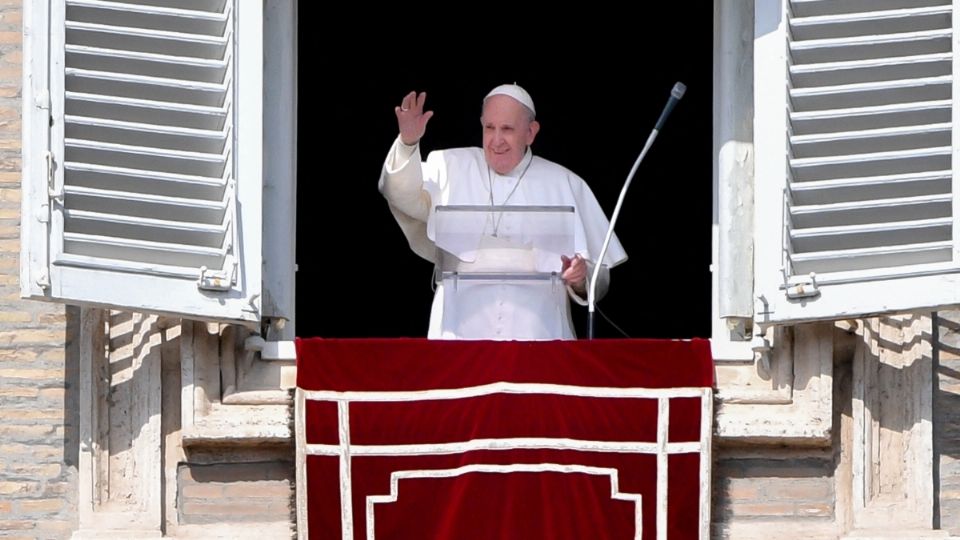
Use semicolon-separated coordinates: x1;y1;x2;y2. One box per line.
433;205;576;274
436;205;574;213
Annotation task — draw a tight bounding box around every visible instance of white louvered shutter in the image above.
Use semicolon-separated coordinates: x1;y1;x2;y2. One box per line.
753;0;960;325
22;0;263;323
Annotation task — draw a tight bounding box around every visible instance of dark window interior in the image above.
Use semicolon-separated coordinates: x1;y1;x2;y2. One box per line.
296;10;713;339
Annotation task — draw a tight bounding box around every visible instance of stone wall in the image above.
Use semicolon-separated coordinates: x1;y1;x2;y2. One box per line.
0;1;78;536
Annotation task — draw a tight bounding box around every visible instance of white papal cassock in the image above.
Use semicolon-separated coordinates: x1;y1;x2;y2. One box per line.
380;138;627;340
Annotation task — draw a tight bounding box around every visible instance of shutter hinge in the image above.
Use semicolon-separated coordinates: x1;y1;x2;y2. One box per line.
783;272;820;300
34;149;57;291
197;265;233;291
242;293;260;314
35;90;50;111
755;294;774;325
36;268;50;290
45;151;63;204
36;152;55;223
751;325;775;373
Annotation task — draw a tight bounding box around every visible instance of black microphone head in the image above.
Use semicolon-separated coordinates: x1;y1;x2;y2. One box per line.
671;82;687;100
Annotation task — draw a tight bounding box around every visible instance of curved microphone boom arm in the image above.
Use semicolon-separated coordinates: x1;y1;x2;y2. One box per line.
587;82;687;339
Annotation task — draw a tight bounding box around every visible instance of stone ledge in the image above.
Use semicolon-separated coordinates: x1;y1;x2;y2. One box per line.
841;532;955;540
71;530;163;540
182;404;292;448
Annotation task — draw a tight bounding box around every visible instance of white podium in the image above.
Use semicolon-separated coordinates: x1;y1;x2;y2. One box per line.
433;205;576;339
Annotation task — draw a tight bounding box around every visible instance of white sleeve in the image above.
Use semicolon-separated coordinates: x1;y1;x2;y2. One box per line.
567;259;610;306
379;137;432;222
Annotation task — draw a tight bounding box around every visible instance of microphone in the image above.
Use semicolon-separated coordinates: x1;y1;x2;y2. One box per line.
655;82;687;132
587;82;686;339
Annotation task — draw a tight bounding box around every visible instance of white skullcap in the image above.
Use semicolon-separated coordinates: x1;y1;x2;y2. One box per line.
484;83;536;116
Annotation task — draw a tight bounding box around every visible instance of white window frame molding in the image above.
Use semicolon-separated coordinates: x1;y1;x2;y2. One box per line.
261;0;297;336
709;2;833;440
20;0;51;300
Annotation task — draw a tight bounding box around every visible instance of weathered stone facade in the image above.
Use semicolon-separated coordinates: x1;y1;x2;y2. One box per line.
3;1;960;539
0;0;78;535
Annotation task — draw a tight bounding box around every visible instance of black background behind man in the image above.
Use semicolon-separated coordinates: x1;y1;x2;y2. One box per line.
295;8;712;339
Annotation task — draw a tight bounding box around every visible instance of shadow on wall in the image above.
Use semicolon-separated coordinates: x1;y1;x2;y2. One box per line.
935;311;960;531
63;306;81;469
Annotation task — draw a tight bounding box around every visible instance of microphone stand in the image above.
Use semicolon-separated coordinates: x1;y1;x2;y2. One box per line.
587;82;686;339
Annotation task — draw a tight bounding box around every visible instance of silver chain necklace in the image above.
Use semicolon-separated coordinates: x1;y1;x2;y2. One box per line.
487;156;533;237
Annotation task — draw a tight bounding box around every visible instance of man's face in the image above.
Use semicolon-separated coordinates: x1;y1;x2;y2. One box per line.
481;95;540;175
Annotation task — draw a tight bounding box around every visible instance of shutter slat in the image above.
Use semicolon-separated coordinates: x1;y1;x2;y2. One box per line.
791;155;951;184
53;253;200;279
66;45;227;83
791;100;951;134
792;100;951;120
791;29;951;51
793;100;949;133
790;52;951;75
63;162;226;200
64;208;225;233
792;0;943;5
64;138;226;164
790;76;951;111
63;162;225;189
790;123;949;159
66;22;228;60
66;0;227;17
65;68;228;93
790;241;951;274
790;146;951;168
792;122;950;144
790;75;951;97
65;67;228;93
790;170;950;205
792;6;950;25
792;32;950;65
64;208;226;247
79;0;228;13
791;242;951;260
63;185;227;211
66;0;229;21
790;217;951;253
66;115;226;154
64;146;226;176
65;21;227;45
792;170;951;191
66;92;227;131
66;7;228;37
65;91;227;115
63;232;226;256
791;193;950;214
64;233;225;256
63;185;227;223
66;68;228;107
65;115;226;138
63;231;226;268
791;60;949;89
65;44;227;68
792;217;952;237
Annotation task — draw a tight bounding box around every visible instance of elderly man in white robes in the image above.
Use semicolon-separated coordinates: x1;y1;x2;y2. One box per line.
379;84;627;340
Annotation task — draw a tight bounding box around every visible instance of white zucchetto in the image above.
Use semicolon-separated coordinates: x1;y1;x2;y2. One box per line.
484;83;536;116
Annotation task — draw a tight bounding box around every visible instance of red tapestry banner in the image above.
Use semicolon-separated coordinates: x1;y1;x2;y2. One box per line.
295;338;714;540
